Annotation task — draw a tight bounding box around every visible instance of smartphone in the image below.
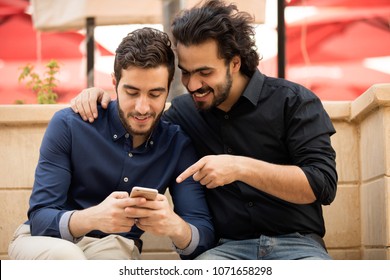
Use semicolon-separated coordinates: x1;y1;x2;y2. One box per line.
130;186;158;201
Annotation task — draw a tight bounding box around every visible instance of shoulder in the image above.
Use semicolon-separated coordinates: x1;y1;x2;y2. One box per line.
263;76;319;103
52;103;112;126
257;76;332;124
49;106;90;128
50;107;77;126
44;108;85;143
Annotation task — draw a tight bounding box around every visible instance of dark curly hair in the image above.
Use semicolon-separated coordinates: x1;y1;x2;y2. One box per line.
114;27;175;90
171;0;260;77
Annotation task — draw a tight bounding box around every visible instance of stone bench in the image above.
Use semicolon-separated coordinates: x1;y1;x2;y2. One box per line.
1;84;389;259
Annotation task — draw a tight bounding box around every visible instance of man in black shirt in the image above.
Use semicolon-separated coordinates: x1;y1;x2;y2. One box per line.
71;0;337;259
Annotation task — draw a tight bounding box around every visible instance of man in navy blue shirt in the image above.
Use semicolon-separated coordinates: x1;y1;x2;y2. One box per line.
8;27;214;260
70;1;337;260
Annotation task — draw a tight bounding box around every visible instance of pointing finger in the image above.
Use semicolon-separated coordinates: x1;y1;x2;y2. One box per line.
176;160;205;183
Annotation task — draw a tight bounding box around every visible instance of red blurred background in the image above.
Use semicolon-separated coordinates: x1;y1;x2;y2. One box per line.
1;0;389;103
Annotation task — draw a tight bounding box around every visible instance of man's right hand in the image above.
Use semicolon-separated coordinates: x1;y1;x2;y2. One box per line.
69;191;147;237
70;87;112;123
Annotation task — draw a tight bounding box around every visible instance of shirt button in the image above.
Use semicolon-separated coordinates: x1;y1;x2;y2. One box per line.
113;134;118;139
124;177;129;183
248;202;254;207
227;147;233;154
224;115;229;120
128;153;133;157
125;133;130;138
150;140;154;146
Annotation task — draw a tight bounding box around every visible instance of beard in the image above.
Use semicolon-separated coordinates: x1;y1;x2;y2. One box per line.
117;100;163;137
190;68;233;111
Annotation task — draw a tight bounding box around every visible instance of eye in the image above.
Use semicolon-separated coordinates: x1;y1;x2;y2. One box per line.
125;91;138;96
181;70;190;76
200;71;212;76
149;91;164;98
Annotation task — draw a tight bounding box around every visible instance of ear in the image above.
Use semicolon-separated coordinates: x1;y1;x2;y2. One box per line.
111;73;117;87
230;56;241;73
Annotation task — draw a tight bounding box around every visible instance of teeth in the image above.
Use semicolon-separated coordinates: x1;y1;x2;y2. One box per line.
194;92;209;97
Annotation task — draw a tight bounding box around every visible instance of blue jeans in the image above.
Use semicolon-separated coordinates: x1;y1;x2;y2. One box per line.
195;233;332;260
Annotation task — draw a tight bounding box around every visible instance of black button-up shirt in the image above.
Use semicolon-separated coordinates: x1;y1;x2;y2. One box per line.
163;70;337;240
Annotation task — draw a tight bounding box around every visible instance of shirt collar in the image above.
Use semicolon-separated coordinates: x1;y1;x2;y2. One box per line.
240;69;265;106
109;100;127;141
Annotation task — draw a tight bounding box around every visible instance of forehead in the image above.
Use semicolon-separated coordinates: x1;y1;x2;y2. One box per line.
119;66;169;88
176;40;225;71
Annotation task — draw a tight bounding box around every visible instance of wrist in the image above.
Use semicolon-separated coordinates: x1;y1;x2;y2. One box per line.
69;208;94;238
235;155;248;179
170;219;192;250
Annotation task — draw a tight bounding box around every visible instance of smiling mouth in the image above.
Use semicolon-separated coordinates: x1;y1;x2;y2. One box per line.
193;91;210;98
191;87;214;100
132;115;151;123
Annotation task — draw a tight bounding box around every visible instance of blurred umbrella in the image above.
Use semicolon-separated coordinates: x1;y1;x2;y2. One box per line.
0;0;27;17
286;5;390;64
0;9;114;104
261;0;390;101
286;0;390;8
1;14;112;61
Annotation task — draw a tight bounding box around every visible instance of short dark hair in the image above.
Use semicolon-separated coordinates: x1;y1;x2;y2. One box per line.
171;0;260;77
114;27;175;89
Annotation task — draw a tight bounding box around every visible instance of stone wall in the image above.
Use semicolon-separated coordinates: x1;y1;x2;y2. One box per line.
322;84;390;259
1;84;389;260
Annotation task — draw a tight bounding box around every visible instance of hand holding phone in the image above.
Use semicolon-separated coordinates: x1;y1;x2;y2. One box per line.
130;186;158;201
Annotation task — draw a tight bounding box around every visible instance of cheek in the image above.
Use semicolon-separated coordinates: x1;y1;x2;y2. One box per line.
153;100;167;114
118;96;134;111
213;76;228;90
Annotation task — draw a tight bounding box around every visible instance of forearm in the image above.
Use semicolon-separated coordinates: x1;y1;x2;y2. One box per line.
234;156;316;204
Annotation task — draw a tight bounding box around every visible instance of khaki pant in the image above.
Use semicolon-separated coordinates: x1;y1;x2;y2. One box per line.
8;224;140;260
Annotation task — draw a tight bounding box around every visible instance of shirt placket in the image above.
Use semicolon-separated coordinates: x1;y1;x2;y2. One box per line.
113;132;134;189
220;113;234;155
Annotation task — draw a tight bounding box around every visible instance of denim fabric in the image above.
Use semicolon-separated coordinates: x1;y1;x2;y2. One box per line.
195;233;332;260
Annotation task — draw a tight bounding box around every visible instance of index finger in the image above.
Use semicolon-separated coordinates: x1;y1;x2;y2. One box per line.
176;160;205;183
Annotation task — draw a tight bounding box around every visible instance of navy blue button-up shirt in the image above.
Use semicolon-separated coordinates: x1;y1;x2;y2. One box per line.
27;101;214;259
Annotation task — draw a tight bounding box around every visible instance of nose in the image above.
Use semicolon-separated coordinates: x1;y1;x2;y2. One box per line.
184;74;203;93
135;95;150;115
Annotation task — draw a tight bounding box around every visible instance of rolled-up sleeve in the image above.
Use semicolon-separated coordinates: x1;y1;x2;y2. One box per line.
286;92;337;205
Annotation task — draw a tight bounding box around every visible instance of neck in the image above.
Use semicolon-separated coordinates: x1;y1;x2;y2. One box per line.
132;129;154;148
132;136;146;148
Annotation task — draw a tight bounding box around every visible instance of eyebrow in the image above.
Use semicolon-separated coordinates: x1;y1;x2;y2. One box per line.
123;84;167;93
177;65;213;74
